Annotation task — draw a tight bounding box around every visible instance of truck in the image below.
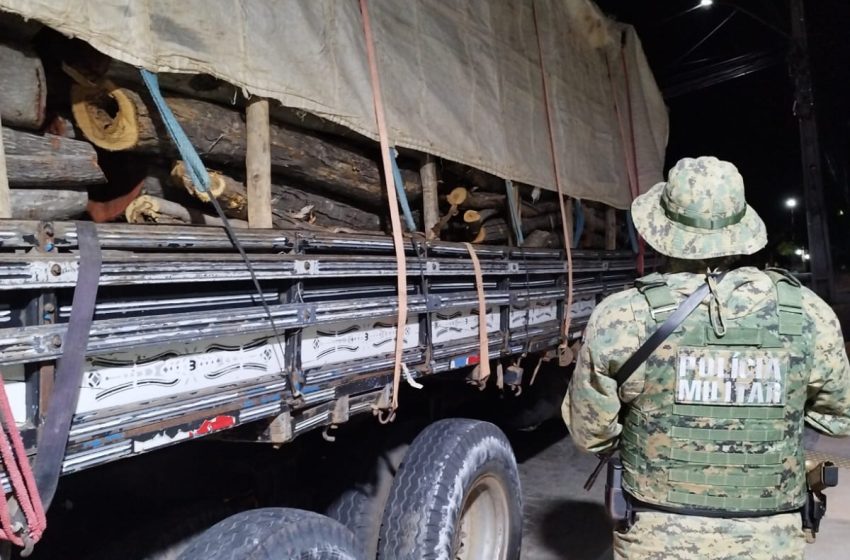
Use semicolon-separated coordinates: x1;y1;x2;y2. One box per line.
0;1;667;558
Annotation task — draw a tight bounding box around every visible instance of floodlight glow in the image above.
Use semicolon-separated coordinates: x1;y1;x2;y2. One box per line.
699;0;713;7
795;249;804;256
785;198;798;209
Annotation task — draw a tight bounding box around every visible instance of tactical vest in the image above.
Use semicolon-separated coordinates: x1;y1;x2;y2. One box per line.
620;269;810;515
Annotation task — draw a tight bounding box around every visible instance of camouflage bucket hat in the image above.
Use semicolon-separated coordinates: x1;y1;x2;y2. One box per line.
631;156;767;260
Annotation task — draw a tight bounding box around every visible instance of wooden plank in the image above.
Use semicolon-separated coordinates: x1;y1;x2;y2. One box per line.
0;115;9;218
246;98;273;229
605;206;617;250
420;154;440;239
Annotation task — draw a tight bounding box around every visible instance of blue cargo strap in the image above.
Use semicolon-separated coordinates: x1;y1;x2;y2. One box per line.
505;180;524;246
389;148;417;232
139;69;295;394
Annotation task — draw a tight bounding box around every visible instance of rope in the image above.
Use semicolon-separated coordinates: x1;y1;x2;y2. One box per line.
139;70;294;394
359;0;408;416
0;374;46;552
464;243;491;385
532;0;574;342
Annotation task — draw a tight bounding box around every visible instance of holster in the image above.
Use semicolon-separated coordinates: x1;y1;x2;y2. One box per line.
801;490;827;538
604;457;635;532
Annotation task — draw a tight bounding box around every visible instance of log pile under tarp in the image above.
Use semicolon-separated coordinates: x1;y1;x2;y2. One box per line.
0;21;625;250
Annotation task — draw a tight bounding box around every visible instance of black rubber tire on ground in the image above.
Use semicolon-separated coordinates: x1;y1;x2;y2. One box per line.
377;419;522;560
326;442;408;559
177;507;360;560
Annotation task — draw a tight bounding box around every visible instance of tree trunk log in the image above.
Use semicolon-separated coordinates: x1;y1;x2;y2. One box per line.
104;61;362;143
170;161;248;219
125;195;248;227
0;42;46;130
70;81;421;206
474;213;560;244
172;162;381;231
1;127;106;187
445;187;505;209
10;188;88;220
524;230;559;248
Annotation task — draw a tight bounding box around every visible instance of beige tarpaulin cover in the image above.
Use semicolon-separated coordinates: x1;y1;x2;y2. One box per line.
0;0;668;209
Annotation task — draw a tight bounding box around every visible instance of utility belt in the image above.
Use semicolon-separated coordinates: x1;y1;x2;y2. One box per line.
604;457;838;538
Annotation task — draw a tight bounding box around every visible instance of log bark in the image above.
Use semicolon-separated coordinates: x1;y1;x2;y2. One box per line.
0;42;46;129
1;127;106;187
10;188;87;220
445;187;505;209
524;230;559;248
70;81;421;206
126;195;248;227
605;206;617;251
474;213;560;244
172;162;380;231
521;200;561;217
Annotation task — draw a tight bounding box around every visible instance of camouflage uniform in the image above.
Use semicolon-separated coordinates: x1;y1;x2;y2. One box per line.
563;157;850;560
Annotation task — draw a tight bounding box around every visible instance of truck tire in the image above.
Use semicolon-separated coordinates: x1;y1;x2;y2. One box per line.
177;507;359;560
326;442;408;559
377;419;522;560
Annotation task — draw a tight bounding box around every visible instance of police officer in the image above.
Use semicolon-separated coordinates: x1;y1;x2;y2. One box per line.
563;156;850;559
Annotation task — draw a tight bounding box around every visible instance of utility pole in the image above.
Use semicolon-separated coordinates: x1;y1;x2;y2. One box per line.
789;0;834;300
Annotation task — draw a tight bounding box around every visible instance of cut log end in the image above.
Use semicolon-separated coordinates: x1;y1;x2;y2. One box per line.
463;209;481;224
170;161;227;201
446;187;468;207
125;194;162;224
71;79;142;151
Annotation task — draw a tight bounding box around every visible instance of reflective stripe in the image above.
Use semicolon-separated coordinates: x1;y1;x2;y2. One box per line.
670;426;782;442
668;469;781;488
673;404;784;419
669;448;782;466
667;490;783;510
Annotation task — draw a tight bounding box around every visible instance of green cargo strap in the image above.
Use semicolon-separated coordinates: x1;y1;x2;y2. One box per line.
670;426;782;442
673;404;785;419
668;469;782;488
667;490;784;510
669;448;782;466
766;269;803;336
636;273;678;322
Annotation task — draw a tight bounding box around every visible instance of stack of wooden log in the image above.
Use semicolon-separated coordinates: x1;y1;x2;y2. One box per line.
0;17;627;250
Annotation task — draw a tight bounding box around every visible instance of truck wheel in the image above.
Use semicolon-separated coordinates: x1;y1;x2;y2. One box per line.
177;508;359;560
326;442;408;559
377;419;522;560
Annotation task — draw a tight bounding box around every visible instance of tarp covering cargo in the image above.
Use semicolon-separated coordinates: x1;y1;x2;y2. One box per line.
0;0;668;209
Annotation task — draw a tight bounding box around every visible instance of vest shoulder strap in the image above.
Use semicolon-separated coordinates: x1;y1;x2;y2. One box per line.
635;273;677;323
764;268;803;336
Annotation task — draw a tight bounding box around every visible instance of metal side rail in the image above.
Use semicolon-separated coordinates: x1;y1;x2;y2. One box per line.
0;220;649;479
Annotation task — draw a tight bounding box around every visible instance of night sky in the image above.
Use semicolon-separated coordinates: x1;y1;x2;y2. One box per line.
595;0;850;272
